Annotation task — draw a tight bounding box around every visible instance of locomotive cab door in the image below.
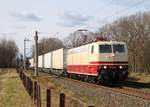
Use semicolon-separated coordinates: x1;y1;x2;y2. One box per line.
88;44;99;75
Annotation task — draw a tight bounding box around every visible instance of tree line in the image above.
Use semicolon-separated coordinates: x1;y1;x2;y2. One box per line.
0;39;18;67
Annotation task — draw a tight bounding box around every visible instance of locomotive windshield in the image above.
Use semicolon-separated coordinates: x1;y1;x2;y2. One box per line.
99;45;112;53
113;44;125;53
99;44;126;53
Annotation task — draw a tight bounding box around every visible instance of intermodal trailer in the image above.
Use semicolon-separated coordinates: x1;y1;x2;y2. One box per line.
51;48;66;75
44;52;52;69
37;48;65;74
38;55;44;69
29;58;34;68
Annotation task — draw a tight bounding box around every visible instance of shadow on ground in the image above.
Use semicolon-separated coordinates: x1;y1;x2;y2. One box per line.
124;81;150;89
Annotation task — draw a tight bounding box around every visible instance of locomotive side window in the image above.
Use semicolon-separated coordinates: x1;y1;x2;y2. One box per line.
99;45;112;53
113;44;125;53
91;45;94;53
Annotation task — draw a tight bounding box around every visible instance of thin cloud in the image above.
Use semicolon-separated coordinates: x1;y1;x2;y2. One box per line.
58;11;93;27
13;25;27;29
112;0;145;6
11;12;42;22
0;32;17;36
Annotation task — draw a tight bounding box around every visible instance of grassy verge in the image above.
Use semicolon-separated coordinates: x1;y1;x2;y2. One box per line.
0;69;33;107
128;72;150;83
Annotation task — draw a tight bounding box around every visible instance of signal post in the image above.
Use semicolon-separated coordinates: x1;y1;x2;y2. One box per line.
34;31;38;76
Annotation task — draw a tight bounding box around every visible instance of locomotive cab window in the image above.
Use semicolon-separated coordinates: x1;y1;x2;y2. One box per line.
113;44;125;53
99;45;112;53
91;45;94;53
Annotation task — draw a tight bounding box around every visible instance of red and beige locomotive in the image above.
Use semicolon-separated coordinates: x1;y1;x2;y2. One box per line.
29;40;128;84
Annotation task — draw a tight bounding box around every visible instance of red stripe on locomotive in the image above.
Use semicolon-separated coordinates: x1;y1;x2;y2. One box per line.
67;65;99;75
90;61;128;64
67;61;128;75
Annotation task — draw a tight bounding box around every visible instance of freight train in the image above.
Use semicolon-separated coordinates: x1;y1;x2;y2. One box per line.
29;40;128;84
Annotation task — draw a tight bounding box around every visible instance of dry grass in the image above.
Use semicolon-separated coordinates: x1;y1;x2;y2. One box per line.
128;72;150;83
0;69;33;107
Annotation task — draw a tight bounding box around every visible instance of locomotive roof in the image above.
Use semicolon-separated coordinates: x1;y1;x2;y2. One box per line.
68;41;126;52
96;41;126;44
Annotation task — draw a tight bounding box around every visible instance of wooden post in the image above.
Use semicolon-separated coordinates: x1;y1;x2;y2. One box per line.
38;85;41;107
28;78;31;96
27;76;29;92
23;73;25;87
36;84;39;106
60;93;65;107
30;79;32;95
47;88;51;107
37;85;41;107
26;76;29;93
31;80;33;98
33;81;37;102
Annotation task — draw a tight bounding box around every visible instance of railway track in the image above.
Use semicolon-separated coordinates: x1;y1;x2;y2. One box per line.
61;77;150;101
29;70;150;101
122;87;150;97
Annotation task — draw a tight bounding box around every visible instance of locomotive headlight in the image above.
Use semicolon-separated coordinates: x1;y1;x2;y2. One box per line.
119;66;123;69
104;66;107;69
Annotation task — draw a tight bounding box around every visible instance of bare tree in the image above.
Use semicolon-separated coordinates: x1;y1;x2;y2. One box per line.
64;30;98;48
0;38;18;67
32;37;64;56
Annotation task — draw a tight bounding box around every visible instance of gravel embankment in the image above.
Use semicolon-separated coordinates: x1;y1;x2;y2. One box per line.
34;72;150;107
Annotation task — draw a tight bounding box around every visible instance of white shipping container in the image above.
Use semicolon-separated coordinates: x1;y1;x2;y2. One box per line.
29;58;34;67
38;55;44;68
44;52;52;68
52;48;64;69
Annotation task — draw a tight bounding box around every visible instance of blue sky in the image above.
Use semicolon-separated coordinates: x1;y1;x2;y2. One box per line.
0;0;150;55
